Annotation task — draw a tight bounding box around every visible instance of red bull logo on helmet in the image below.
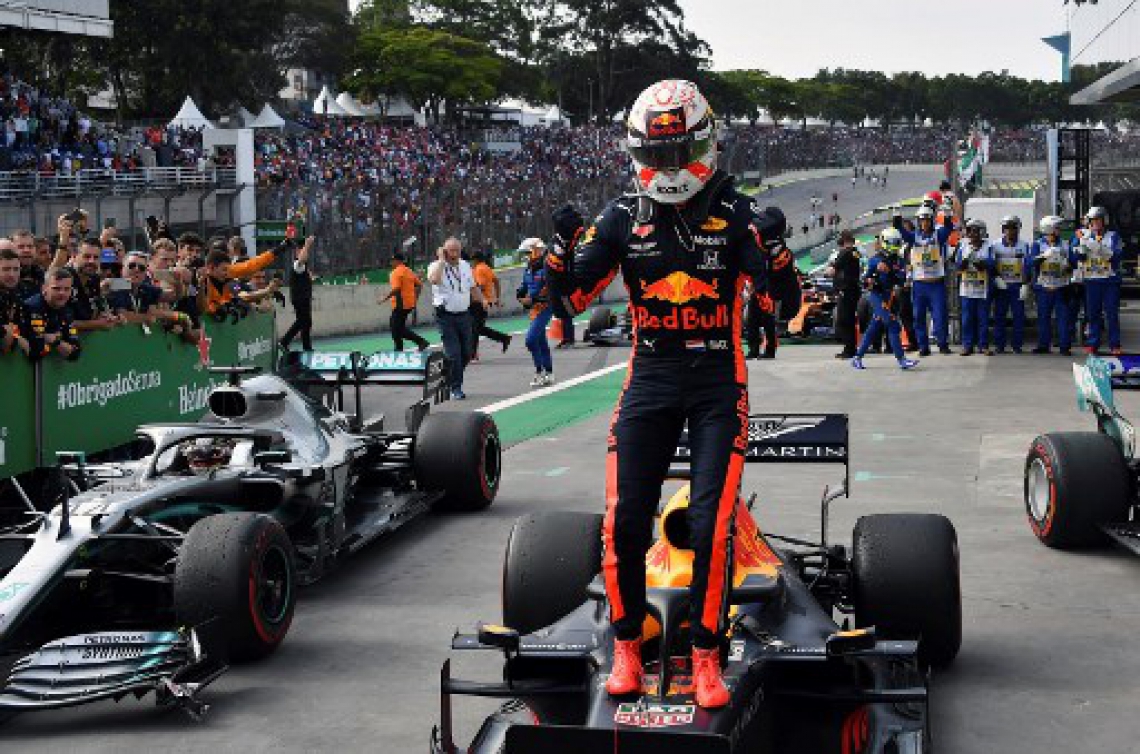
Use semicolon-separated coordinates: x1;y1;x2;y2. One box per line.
647;109;686;138
640;271;719;305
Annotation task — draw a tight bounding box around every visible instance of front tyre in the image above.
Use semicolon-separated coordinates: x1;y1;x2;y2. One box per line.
1025;432;1131;549
415;411;501;512
174;513;296;663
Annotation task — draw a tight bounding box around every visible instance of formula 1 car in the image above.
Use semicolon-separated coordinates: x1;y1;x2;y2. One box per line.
1025;356;1140;550
0;349;500;721
433;414;961;753
584;306;633;346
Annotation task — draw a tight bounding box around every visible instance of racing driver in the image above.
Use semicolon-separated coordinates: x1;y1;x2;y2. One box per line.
546;79;800;709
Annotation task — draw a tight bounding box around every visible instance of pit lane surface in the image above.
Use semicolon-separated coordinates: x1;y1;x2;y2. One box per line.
10;168;1139;753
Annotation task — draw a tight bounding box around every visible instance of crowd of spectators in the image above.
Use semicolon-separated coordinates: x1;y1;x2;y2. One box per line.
0;211;289;364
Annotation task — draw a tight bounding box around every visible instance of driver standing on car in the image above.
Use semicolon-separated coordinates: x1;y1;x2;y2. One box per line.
546;79;799;710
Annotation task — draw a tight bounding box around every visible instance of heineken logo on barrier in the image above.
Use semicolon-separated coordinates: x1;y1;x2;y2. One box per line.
302;351;427;372
179;379;227;415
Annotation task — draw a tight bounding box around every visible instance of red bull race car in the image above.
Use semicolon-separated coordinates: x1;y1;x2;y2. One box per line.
432;414;961;753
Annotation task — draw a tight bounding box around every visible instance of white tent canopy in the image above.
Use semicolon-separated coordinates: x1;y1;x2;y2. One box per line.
249;103;286;129
541;105;567;126
168;96;215;130
313;86;350;116
237;106;256;127
336;91;383;117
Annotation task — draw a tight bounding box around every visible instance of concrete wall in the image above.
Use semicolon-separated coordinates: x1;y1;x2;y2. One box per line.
278;266;630;339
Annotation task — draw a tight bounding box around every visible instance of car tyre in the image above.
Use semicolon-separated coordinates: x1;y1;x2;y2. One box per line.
852;513;961;667
1025;432;1132;548
587;307;613;338
503;511;603;634
174;513;296;663
416;411;500;512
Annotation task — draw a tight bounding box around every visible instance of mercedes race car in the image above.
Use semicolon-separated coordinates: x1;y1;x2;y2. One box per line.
0;349;500;722
584;305;633;346
433;414;961;753
1025;356;1140;551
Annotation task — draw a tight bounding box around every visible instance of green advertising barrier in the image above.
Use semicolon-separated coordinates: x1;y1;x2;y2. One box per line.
36;312;277;464
0;350;37;478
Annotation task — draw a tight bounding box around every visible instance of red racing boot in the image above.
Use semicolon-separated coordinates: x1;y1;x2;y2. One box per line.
605;638;643;696
692;646;730;708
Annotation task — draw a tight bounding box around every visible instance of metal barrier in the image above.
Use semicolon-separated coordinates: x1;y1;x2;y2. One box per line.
0;167;237;201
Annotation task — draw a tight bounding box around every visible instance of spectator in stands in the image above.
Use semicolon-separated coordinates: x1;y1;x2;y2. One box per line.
427;237;484;400
280;236;316;351
0;248;30;355
196;241;286;316
23;268;80;360
34;236;52;270
381;252;429;351
469;251;511;359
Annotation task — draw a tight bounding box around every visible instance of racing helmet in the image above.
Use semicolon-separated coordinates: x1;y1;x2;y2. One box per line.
915;206;935;223
1039;215;1064;236
921;190;943;210
626;80;718;205
879;227;903;254
1086;206;1109;224
1000;215;1022;231
518;237;546;263
184;438;235;476
965;218;987;237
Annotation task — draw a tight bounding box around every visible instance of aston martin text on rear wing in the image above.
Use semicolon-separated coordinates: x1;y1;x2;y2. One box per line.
1101;353;1140;390
676;414;849;464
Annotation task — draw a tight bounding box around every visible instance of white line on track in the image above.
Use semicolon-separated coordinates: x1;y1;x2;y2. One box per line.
481;362;628;414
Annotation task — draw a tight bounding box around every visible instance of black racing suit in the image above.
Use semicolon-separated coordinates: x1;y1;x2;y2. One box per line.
549;171;799;648
832;245;862;357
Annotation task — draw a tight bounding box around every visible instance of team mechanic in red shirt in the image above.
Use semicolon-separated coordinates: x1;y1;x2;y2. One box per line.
546;79;800;709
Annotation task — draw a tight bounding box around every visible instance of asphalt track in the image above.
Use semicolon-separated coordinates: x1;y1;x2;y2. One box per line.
11;168;1140;753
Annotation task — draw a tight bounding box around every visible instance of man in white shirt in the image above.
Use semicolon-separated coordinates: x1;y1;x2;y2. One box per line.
427;237;485;400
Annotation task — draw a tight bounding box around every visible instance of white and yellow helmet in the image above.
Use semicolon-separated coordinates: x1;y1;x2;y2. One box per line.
626;79;718;205
879;227;904;254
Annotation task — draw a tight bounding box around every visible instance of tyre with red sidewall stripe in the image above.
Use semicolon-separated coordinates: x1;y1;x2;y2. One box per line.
1024;432;1131;549
415;411;500;512
174;513;296;663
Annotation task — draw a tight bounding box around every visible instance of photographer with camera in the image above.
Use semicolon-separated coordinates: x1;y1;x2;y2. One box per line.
239;269;286;314
280;235;316;351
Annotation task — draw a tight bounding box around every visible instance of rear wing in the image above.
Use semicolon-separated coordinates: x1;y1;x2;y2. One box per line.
283;350;448;432
1103;353;1140;390
1074;357;1135;460
676;413;849;493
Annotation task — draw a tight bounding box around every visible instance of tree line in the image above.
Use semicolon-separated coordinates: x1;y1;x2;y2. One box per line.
1;0;1134;128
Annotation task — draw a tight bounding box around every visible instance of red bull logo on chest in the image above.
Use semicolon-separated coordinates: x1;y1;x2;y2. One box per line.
640;272;719;305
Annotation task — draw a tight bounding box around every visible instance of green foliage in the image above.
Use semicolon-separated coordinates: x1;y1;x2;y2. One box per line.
347;26;503;121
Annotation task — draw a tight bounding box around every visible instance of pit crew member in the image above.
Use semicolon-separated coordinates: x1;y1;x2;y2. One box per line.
897;206;952;355
990;216;1031;353
850;228;918;370
1030;215;1073;355
955;219;995;356
1071;206;1123;355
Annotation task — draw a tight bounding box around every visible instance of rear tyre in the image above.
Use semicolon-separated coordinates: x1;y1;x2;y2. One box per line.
852;513;961;667
1025;432;1132;548
587;307;613;338
174;513;296;663
503;512;603;634
415;411;500;512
